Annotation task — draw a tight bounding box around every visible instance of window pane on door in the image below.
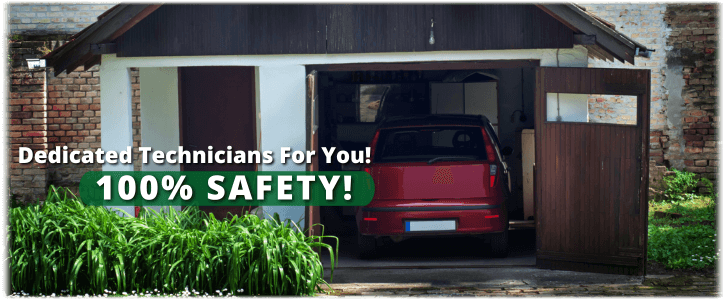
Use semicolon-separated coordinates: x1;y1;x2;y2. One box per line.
546;93;637;125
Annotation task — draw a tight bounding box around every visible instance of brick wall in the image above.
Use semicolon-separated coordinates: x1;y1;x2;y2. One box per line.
9;41;50;202
8;4;112;36
8;38;142;202
664;4;719;188
583;4;669;131
582;4;718;190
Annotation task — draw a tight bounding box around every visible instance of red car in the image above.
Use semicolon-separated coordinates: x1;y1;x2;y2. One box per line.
357;114;513;258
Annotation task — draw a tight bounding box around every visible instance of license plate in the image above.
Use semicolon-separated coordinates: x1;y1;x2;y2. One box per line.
405;220;456;232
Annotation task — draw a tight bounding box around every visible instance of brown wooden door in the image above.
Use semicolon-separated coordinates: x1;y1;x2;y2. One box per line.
179;66;257;219
534;67;650;275
305;70;321;237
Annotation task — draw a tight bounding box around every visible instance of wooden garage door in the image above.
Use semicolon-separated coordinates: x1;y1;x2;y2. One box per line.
179;66;257;219
534;67;650;275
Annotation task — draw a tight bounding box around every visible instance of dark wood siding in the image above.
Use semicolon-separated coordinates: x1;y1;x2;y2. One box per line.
116;4;573;57
117;5;328;56
534;67;650;275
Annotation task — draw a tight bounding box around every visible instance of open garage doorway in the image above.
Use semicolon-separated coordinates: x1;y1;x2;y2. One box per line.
306;61;539;268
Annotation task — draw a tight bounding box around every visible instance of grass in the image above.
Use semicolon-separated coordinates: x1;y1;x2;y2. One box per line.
648;195;717;269
10;186;337;296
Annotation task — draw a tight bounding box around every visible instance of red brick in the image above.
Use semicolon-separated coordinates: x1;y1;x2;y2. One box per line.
10;99;31;105
24;92;44;98
22;131;45;137
683;134;703;141
10;112;32;119
686;166;706;173
10;125;32;131
59;111;72;117
703;147;717;153
690;123;711;129
685;147;703;154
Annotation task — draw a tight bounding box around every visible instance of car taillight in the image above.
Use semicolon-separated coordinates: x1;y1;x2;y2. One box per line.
481;128;496;163
369;131;380;160
363;166;372;174
489;165;497;188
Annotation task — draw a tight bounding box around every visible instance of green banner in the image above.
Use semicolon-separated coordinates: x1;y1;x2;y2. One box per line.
79;171;374;206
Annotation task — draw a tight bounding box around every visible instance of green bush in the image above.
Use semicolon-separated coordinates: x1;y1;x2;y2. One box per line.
661;168;714;201
10;186;337;296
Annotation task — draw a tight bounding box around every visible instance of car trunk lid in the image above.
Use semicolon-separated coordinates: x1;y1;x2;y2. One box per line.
370;161;491;200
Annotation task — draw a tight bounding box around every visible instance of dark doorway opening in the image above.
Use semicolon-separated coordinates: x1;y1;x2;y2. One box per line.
307;61;539;267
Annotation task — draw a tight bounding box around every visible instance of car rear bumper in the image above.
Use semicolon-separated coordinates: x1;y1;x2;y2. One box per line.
357;199;507;236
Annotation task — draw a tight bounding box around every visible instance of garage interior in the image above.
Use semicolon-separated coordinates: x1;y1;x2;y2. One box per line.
311;64;539;267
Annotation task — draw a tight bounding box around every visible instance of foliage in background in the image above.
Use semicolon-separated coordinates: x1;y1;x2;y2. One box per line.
648;196;717;269
10;186;337;296
659;168;714;201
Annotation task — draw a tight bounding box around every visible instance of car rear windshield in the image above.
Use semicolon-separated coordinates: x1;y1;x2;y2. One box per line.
374;126;488;163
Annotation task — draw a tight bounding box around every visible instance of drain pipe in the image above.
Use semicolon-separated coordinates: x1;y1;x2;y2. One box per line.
635;47;654;59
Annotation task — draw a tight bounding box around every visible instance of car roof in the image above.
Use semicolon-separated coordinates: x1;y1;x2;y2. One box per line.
377;114;491;129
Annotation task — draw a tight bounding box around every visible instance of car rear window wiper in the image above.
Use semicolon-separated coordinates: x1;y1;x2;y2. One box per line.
427;156;477;165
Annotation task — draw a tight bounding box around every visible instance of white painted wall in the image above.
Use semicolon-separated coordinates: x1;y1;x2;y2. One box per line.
139;67;182;213
546;93;589;122
257;65;307;224
465;82;498;133
100;54;135;217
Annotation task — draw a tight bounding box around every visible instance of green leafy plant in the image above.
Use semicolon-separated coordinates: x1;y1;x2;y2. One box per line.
10;186;337;296
660;168;714;201
648;224;717;269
